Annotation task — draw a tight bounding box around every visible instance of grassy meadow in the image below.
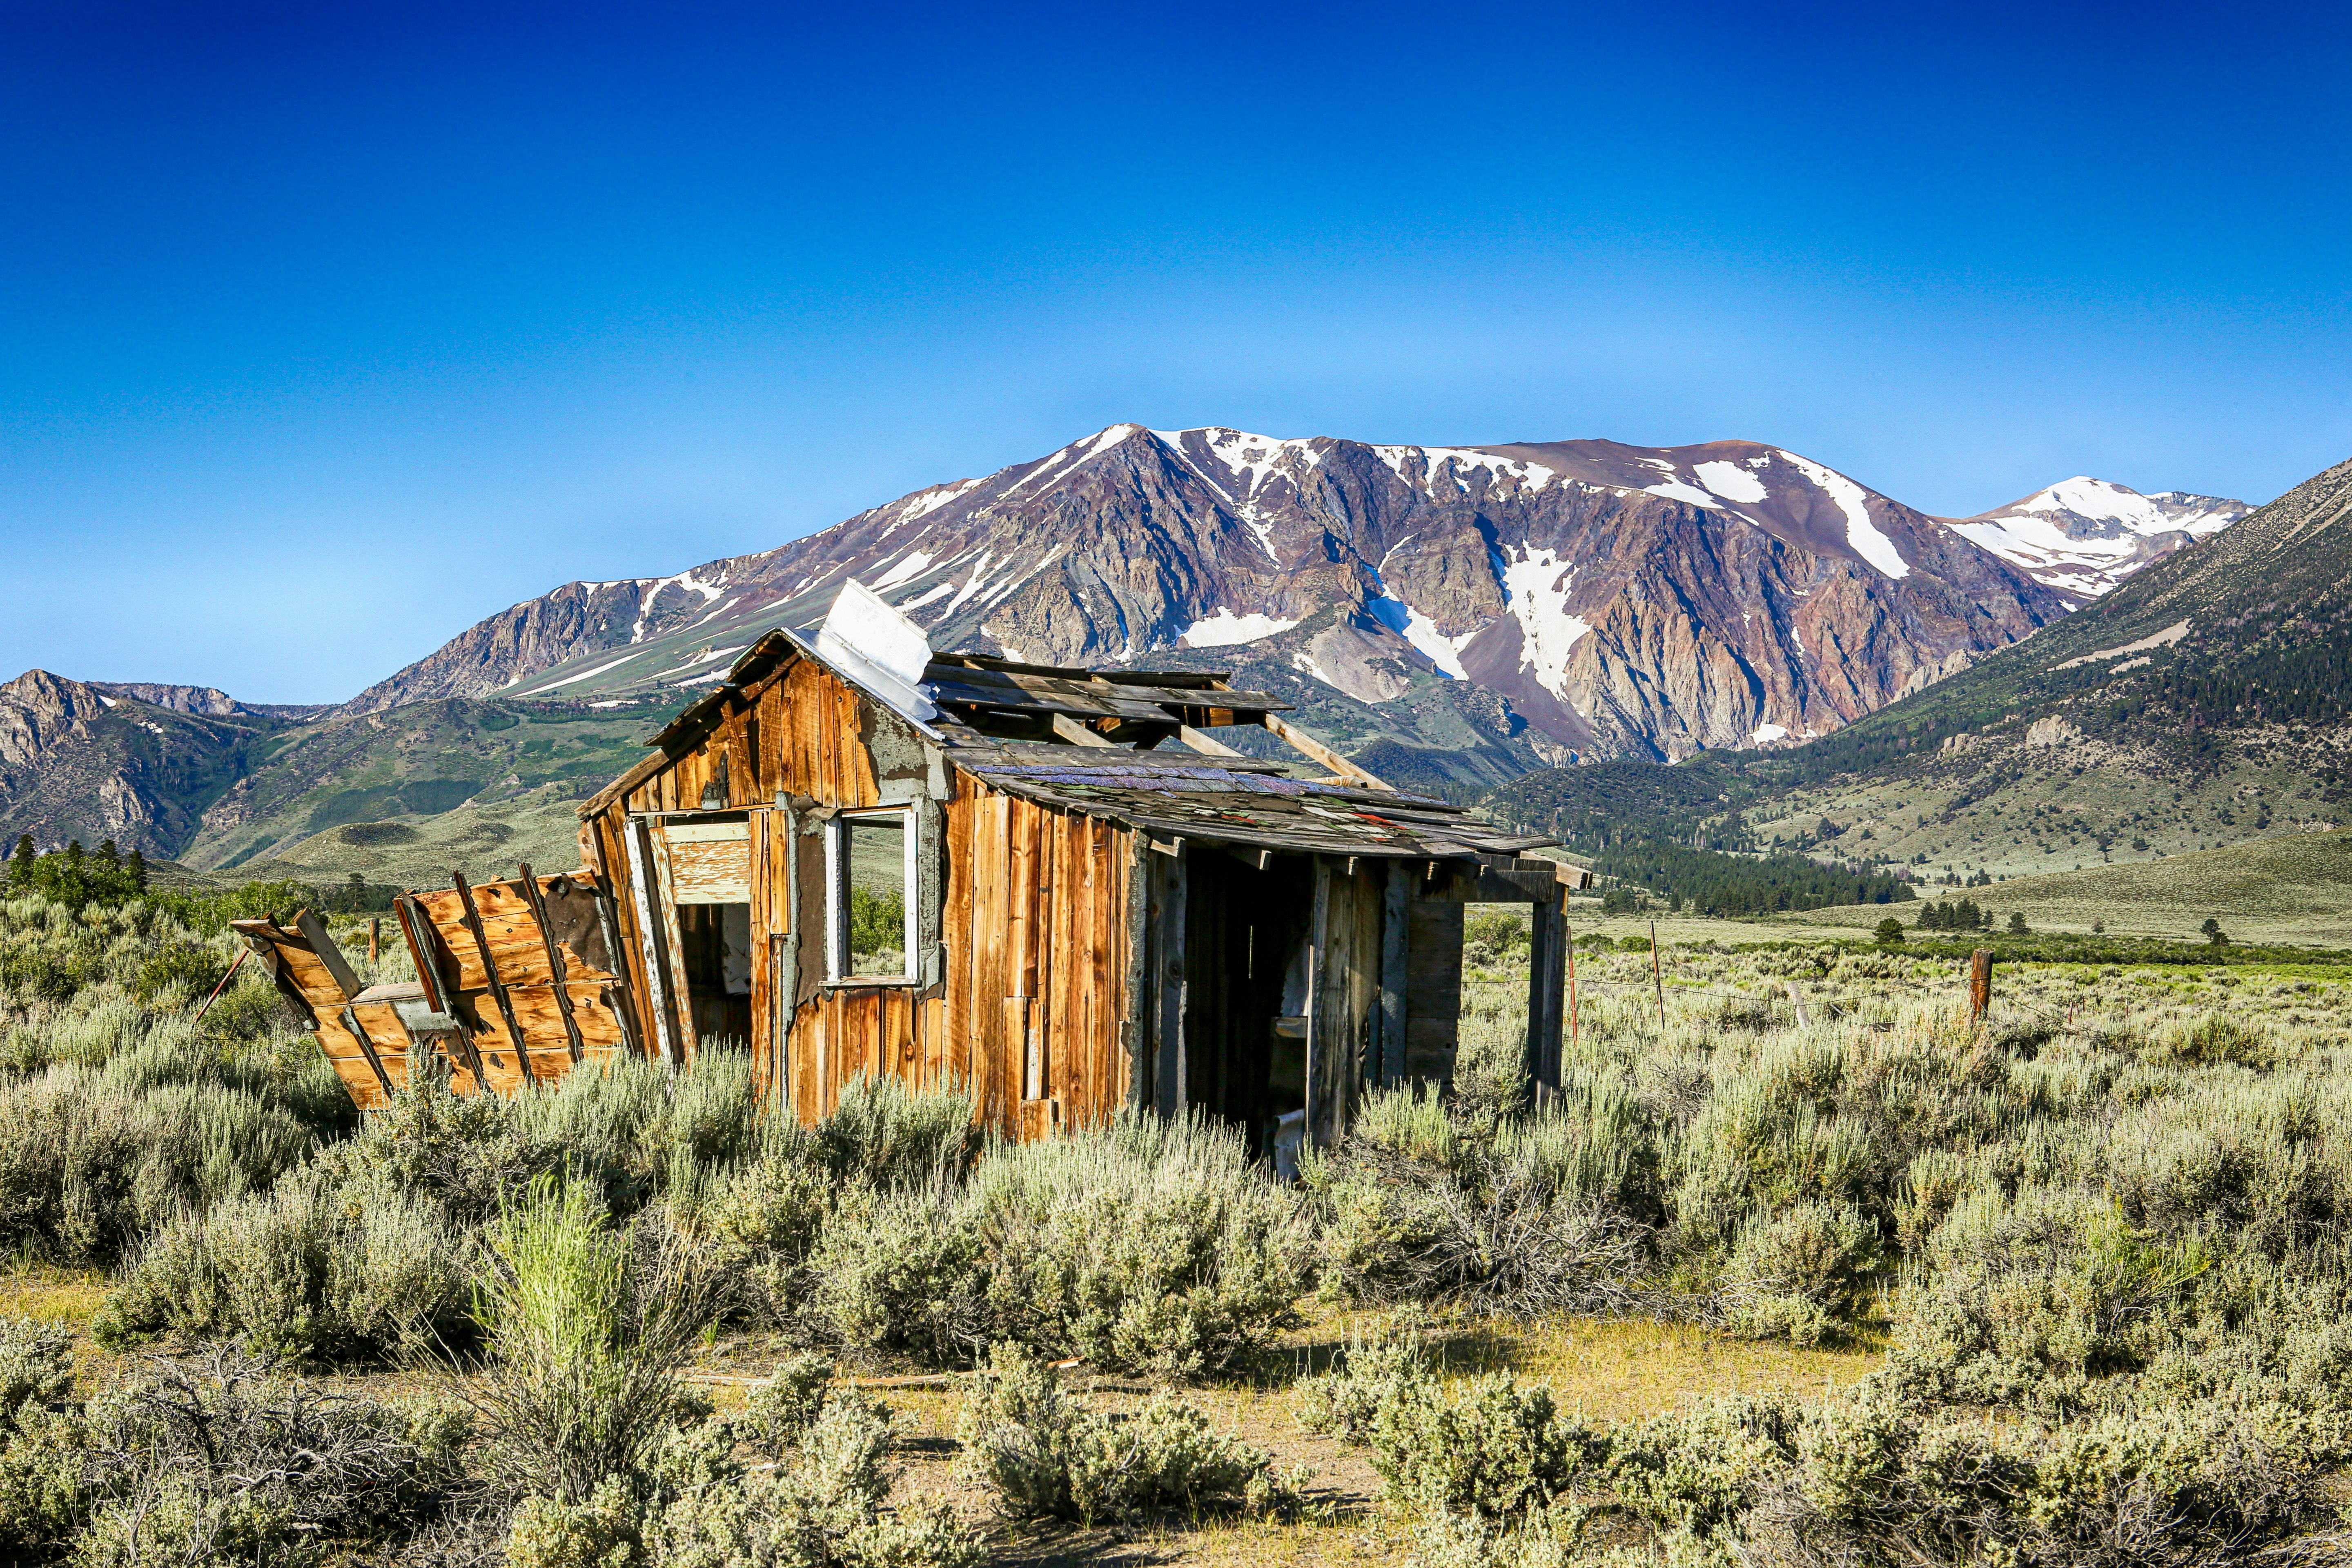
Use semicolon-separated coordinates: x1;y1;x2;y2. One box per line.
0;885;2350;1564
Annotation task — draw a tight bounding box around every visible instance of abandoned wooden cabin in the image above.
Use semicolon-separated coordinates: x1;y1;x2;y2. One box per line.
239;581;1586;1153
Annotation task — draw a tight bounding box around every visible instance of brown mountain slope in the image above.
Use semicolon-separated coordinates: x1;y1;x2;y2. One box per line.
342;426;2067;765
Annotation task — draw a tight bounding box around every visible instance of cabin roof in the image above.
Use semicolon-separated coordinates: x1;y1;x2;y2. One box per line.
947;749;1553;858
590;627;1555;861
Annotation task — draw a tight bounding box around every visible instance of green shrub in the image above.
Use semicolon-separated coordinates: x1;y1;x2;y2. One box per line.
0;1066;316;1265
957;1345;1276;1526
1298;1339;1597;1521
1601;1393;1802;1542
2154;1011;2276;1068
93;1173;471;1362
1307;1082;1653;1319
809;1183;989;1365
1887;1184;2212;1410
967;1112;1308;1376
520;1381;980;1568
74;1348;466;1566
813;1073;977;1190
1722;1199;1884;1345
737;1352;839;1459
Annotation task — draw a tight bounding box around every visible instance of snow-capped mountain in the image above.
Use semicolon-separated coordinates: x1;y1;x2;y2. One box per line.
1944;477;2251;606
342;425;2071;775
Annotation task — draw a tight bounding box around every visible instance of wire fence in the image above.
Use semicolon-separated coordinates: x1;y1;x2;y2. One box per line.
1468;958;2092;1033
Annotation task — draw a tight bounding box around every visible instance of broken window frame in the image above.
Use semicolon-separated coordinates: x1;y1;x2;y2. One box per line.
825;805;921;986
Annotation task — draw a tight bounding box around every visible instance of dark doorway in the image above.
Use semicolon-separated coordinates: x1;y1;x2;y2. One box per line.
1181;851;1316;1156
677;901;754;1044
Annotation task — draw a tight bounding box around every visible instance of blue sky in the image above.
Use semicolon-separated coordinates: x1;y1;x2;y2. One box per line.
4;0;2349;702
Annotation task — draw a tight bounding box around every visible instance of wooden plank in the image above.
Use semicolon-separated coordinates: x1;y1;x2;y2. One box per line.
1050;810;1076;1107
337;1003;396;1100
1009;801;1038;1000
1304;856;1331;1147
394;895;487;1087
661;833;752;902
583;840;648;1060
943;793;977;1101
291;910;361;1000
646;822;699;1065
514;863;588;1064
1526;899;1565;1102
453;871;537;1089
1174;724;1244;757
1049;713;1118;747
1379;860;1410;1088
578;745;681;822
348;999;416;1091
1120;829;1148;1112
1085;816;1113;1124
1150;845;1185;1118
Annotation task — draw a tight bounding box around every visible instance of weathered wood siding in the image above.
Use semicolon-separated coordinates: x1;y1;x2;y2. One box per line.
1310;860;1384;1146
579;650;1136;1137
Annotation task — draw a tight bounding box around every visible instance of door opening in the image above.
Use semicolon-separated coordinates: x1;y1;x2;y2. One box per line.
1180;851;1315;1158
679;901;754;1043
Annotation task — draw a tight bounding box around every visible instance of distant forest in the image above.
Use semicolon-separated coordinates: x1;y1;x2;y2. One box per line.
1592;839;1915;915
1485;760;1915;915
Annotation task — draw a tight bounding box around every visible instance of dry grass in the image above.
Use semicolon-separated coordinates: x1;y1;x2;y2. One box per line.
652;1302;1881;1566
0;1262;110;1325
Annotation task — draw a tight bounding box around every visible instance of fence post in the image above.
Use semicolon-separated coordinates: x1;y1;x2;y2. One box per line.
1650;919;1667;1027
1566;922;1579;1054
1785;980;1811;1029
368;917;381;964
1969;948;1994;1022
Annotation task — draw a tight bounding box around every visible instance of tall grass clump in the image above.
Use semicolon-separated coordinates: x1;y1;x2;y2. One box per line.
463;1175;713;1506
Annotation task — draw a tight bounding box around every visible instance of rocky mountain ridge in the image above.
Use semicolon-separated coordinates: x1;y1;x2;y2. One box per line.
342;425;2093;769
0;425;2258;863
0;670;289;857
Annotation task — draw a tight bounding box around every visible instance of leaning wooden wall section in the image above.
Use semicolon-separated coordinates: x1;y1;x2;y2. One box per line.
576;653;1136;1137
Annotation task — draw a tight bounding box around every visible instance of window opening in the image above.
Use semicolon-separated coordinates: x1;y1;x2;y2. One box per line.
831;810;916;983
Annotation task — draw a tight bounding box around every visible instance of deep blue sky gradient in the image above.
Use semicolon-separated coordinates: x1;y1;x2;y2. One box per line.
4;1;2349;700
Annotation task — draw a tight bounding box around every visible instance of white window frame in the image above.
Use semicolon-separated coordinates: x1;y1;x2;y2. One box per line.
826;806;920;986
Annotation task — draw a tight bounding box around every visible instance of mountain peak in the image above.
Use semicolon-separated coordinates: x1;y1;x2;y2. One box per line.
335;424;2064;775
1944;477;2252;605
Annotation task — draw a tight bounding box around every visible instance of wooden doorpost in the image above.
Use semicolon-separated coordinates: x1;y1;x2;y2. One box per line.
1378;860;1410;1088
1304;856;1332;1147
1526;898;1565;1106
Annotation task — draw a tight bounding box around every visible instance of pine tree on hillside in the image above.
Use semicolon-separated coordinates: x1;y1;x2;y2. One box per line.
7;835;31;888
126;849;149;892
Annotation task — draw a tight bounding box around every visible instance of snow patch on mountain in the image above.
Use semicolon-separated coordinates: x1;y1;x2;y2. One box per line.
628;570;730;643
1367;594;1472;679
1694;459;1770;503
1177;608;1300;648
1372;445;1560;494
1782;451;1909;579
1499;545;1592;697
871;550;937;590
